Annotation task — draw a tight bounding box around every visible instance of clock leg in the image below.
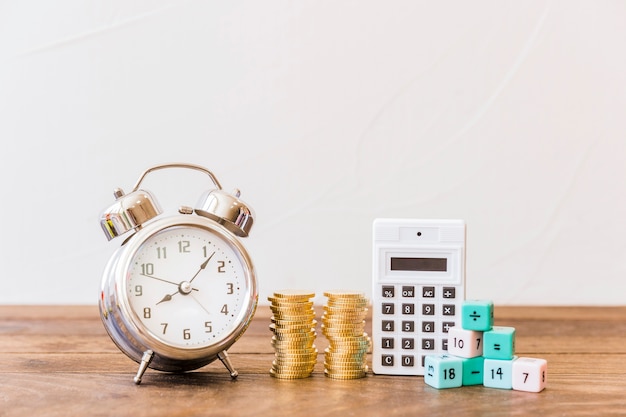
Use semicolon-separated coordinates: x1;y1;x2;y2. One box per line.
133;350;155;385
217;350;238;379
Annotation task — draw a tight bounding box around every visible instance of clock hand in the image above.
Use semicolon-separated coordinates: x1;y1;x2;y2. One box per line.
156;285;199;305
140;273;179;287
189;292;212;317
189;252;215;284
156;292;176;305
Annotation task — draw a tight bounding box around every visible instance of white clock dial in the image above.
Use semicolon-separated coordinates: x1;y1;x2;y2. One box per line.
126;225;247;349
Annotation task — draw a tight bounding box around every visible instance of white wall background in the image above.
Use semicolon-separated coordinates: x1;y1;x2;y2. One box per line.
1;1;625;306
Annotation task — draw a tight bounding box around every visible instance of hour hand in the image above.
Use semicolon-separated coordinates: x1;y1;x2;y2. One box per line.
156;285;199;305
156;293;175;305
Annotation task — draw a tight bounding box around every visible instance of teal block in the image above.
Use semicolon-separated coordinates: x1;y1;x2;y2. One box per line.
483;326;516;359
461;300;494;331
461;356;484;386
424;354;463;389
484;357;517;389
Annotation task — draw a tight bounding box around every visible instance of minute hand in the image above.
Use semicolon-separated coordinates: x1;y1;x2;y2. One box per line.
189;252;215;284
140;274;179;286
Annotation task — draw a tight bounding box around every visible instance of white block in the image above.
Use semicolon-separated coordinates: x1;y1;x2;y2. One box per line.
447;327;483;358
512;357;547;393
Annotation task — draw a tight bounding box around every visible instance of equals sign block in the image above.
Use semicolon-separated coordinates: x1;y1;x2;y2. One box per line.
484;326;515;360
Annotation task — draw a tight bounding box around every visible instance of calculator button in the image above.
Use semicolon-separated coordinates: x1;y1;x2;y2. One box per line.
402;338;414;350
442;287;456;298
382;303;395;314
381;338;394;349
422;286;435;298
442;339;449;350
401;286;415;297
382;355;394;366
382;320;395;332
422;304;435;315
382;286;395;298
401;356;415;367
422;338;435;350
402;321;414;332
442;304;455;316
402;304;415;315
422;321;435;333
442;322;455;333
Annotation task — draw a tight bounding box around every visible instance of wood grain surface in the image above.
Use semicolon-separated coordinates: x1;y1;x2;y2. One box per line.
1;305;625;416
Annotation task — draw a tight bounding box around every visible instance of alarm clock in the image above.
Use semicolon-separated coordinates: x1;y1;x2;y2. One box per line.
98;163;258;384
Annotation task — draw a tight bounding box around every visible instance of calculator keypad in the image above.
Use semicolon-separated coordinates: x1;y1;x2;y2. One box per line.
373;283;463;375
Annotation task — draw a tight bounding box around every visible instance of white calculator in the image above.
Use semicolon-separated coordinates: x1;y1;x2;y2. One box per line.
371;218;466;376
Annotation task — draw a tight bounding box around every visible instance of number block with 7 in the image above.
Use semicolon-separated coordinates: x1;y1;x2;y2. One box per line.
512;357;547;392
447;327;483;358
424;354;463;389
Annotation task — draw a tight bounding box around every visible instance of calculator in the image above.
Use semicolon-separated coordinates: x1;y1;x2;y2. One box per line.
371;218;466;376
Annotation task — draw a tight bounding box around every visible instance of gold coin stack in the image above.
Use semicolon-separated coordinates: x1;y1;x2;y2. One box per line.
322;290;370;379
268;290;318;379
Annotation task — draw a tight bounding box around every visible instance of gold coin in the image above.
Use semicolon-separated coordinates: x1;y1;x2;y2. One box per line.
270;323;316;332
273;350;318;359
324;362;367;371
272;332;317;341
270;308;315;315
325;302;368;310
324;352;367;361
272;337;316;346
272;289;315;299
270;301;313;310
321;321;366;329
270;369;313;379
324;290;365;299
271;319;316;328
272;361;316;368
323;369;367;379
322;306;367;316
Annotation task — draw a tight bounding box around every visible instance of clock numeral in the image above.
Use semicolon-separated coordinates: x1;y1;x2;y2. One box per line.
217;261;226;273
205;321;213;333
178;240;190;253
221;304;229;315
161;323;168;334
156;247;167;259
226;283;234;294
141;263;154;276
134;285;143;296
143;307;151;319
183;329;191;340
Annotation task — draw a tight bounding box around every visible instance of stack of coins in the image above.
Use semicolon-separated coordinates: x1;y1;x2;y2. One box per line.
268;290;318;379
322;290;370;379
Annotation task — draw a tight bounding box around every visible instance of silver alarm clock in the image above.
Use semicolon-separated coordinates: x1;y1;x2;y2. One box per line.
98;163;258;384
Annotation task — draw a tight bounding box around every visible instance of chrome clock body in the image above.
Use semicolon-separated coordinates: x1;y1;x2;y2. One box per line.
98;164;257;384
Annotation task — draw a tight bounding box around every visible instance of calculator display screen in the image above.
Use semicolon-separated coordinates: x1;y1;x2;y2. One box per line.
390;257;447;272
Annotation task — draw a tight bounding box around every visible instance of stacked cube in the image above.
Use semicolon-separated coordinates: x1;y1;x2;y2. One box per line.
424;300;547;393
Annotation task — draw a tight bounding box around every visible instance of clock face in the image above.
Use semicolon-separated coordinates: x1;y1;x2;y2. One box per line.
125;225;250;349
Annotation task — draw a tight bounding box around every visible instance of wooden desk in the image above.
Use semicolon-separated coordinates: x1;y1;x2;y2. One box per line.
1;306;625;416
